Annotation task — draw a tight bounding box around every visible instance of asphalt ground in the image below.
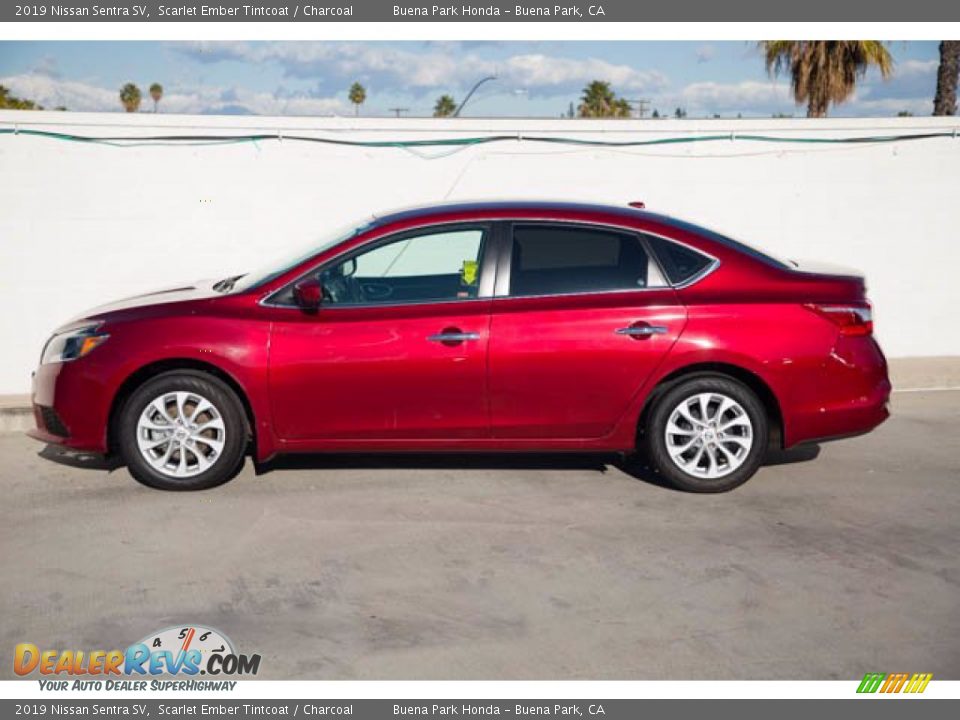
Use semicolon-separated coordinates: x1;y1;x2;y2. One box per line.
1;389;957;680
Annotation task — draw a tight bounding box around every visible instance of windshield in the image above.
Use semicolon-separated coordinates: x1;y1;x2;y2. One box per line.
224;217;377;293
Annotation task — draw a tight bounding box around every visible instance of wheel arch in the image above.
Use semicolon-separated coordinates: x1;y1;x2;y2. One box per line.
107;358;257;455
638;362;785;450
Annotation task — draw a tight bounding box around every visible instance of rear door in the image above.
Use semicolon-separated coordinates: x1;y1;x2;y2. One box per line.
488;222;686;439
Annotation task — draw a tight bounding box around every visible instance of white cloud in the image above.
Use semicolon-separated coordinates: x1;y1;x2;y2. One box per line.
499;54;666;93
0;72;345;116
695;44;716;64
676;80;794;115
171;41;668;96
1;73;117;111
836;94;933;117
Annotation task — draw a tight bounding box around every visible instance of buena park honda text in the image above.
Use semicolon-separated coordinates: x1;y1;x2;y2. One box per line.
28;201;890;492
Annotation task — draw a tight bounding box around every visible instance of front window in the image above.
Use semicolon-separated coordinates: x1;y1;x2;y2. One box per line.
507;224;665;297
288;226;489;306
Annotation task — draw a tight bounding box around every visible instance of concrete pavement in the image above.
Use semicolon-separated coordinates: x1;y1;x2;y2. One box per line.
1;390;958;680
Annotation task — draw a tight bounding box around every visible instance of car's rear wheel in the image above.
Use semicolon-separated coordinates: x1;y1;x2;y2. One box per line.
643;375;768;493
117;371;247;490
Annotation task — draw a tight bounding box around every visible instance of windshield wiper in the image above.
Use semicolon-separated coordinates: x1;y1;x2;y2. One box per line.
213;274;245;293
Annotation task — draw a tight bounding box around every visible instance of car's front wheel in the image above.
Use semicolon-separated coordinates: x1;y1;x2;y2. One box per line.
643;375;768;493
117;371;247;490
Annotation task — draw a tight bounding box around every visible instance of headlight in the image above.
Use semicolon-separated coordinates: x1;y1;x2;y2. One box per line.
41;323;110;365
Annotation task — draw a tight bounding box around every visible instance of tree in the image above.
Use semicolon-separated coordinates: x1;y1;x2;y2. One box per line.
0;85;42;110
119;83;142;113
933;41;959;116
348;82;366;116
652;109;660;119
433;94;457;117
674;107;687;119
761;41;893;118
149;83;163;113
577;80;632;118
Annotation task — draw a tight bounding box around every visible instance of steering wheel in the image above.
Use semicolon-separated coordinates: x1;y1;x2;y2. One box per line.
320;270;366;304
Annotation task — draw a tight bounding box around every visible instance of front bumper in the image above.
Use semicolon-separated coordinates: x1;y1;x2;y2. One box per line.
27;359;112;454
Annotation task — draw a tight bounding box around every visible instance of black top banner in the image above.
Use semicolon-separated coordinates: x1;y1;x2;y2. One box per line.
5;0;960;22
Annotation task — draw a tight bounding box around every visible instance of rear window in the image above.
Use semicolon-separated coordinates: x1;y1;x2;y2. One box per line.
646;235;714;285
657;217;795;270
509;224;664;297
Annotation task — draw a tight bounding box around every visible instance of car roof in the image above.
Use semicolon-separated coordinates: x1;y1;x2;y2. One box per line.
371;200;666;227
370;200;794;272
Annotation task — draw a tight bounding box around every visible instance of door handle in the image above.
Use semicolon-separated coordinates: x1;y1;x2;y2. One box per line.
615;324;668;339
427;331;480;343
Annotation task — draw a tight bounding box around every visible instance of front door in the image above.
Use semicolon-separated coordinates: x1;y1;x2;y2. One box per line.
268;224;494;441
488;222;686;439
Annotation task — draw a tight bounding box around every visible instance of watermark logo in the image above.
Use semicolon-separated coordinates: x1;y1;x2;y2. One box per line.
857;672;932;694
14;624;260;678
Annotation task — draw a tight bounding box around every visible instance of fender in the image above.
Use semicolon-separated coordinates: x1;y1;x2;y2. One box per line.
102;315;278;461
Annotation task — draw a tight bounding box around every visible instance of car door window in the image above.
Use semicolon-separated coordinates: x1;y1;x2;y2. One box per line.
508;224;665;297
318;227;487;305
645;234;714;285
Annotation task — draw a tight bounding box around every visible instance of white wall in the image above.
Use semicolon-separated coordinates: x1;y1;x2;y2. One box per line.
1;111;959;394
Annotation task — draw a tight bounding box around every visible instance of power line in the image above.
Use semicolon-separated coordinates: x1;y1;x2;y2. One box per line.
387;107;409;118
2;127;956;149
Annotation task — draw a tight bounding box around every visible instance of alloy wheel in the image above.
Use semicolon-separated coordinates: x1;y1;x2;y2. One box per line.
136;391;226;478
664;392;754;479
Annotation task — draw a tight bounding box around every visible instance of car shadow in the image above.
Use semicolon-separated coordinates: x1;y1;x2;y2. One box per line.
258;451;617;473
37;442;821;491
762;444;822;466
38;444;124;472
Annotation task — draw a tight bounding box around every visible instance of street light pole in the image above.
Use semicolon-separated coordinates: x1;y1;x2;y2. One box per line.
454;75;498;117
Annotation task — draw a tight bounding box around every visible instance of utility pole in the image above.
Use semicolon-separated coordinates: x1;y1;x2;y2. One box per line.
627;99;651;118
387;107;409;118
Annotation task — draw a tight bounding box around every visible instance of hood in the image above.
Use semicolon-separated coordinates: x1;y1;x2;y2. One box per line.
68;279;222;323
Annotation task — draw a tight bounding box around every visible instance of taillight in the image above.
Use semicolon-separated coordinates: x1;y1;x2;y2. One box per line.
805;303;873;337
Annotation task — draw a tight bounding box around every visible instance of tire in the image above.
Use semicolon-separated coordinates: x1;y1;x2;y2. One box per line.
117;371;247;491
642;375;768;493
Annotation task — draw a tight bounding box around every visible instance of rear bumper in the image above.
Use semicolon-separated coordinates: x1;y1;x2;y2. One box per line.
27;360;111;454
785;336;891;447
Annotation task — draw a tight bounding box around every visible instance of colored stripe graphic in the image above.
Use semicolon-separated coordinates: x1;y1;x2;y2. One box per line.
857;672;932;694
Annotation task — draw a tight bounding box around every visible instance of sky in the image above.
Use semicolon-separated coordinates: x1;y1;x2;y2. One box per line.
0;41;944;118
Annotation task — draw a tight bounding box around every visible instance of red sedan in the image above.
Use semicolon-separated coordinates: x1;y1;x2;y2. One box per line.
28;201;890;492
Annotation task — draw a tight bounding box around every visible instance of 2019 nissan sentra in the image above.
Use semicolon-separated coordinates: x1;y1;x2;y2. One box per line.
28;201;890;492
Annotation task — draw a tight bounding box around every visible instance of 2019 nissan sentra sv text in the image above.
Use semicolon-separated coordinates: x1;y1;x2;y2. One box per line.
28;201;890;492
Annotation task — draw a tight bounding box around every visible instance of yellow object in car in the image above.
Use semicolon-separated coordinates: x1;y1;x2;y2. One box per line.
461;260;479;286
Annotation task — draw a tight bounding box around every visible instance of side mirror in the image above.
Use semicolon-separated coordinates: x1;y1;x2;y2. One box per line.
293;278;323;311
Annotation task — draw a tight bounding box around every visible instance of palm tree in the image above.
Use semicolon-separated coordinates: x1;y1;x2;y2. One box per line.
149;83;163;113
761;41;893;118
433;94;457;117
577;81;632;118
348;82;366;116
119;83;142;113
933;41;959;116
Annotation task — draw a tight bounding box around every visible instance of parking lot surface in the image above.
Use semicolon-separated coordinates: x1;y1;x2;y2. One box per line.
1;390;958;680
